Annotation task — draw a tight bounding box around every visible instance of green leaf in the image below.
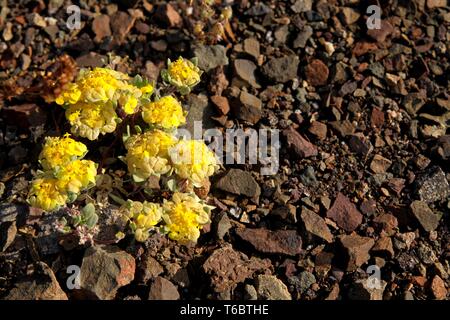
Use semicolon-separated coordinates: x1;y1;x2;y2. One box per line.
191;57;199;66
85;213;98;229
109;193;127;205
132;174;146;183
81;203;96;218
166;179;177;192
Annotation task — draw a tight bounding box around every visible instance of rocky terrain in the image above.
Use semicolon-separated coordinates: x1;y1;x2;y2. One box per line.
0;0;449;300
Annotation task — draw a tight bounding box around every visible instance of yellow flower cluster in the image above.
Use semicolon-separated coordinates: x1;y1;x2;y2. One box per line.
124;130;177;182
169;140;219;187
161;57;202;95
125;132;218;187
55;68;154;140
28;135;97;211
162;192;212;244
142;96;186;129
120;200;163;242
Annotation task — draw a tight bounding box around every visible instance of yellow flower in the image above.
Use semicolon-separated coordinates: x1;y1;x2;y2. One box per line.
28;178;68;211
125;130;177;182
142;96;186;129
65;101;118;140
162;57;202;94
56;159;97;194
55;83;81;105
162;192;212;244
39;134;87;171
169;140;219;187
55;68;131;105
120;200;163;242
140;84;154;95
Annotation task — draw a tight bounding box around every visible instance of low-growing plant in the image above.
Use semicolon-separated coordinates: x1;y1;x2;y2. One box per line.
28;56;219;246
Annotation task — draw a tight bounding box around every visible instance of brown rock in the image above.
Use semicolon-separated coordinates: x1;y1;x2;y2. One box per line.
427;0;447;9
216;169;261;200
236;228;302;256
80;245;135;300
5;262;68;300
255;275;292;300
308;121;327;140
339;234;375;271
148;277;180;300
155;4;182;27
371;237;394;258
211;95;230;115
410;200;442;232
138;255;163;283
243;37;260;60
360;199;377;216
430;275;447;300
367;20;394;43
370;154;392;174
301;207;333;243
326;193;363;232
305;59;329;86
110;11;135;43
235;91;262;124
202;245;271;292
371;107;385;129
352;42;378;57
348;134;373;156
233;59;260;88
92;15;111;42
373;213;398;236
341;7;360;25
283;126;318;158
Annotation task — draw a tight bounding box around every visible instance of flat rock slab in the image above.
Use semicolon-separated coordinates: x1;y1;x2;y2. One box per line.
235;228;302;256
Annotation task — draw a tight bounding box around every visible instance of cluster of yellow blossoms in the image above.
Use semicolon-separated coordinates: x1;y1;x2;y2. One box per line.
28;135;97;211
55;68;153;140
119;192;212;244
31;56;217;245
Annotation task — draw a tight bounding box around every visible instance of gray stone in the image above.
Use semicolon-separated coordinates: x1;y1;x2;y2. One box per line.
256;275;292;300
80;245;136;300
216;169;261;200
293;26;313;48
414;166;449;203
297;271;316;293
291;0;312;13
233;59;261;88
193;45;228;72
410;201;442;232
262;55;299;83
184;93;215;136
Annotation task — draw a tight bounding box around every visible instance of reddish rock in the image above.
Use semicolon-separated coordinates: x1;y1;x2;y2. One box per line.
360;199;377;216
305;59;329;86
92;15;111;42
326;193;363;232
430;275;447;300
367;20;394;43
308;121;327;140
371;237;394;258
148;277;180;300
202;245;271;292
137;255;163;283
373;213;398;236
301;207;333;243
427;0;448;8
80;245;136;300
110;11;135;43
370;154;392;174
352;42;378;57
5;262;68;300
283;126;318;158
338;234;375;271
371;107;385;129
210;95;230;115
235;228;302;256
155;4;182;28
